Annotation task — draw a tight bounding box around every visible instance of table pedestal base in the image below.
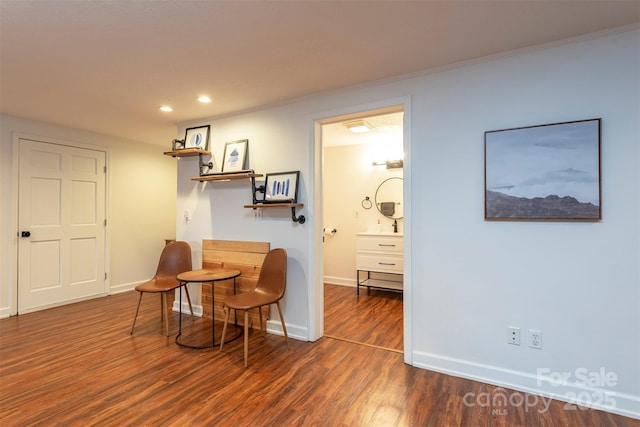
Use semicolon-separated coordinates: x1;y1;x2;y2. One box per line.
175;316;242;349
174;268;242;349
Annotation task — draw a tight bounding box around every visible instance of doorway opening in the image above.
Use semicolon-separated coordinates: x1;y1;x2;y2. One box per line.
320;107;405;353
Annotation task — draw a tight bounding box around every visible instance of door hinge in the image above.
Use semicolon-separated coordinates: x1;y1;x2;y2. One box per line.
104;219;107;226
103;165;107;173
105;272;108;280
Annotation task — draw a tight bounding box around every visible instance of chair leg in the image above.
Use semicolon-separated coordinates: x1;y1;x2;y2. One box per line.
183;285;194;316
162;292;170;337
130;292;143;334
244;310;249;368
258;306;263;332
220;305;230;352
276;301;290;350
160;293;164;321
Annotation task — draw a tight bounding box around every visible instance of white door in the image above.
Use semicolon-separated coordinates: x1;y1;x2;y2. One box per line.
18;138;107;313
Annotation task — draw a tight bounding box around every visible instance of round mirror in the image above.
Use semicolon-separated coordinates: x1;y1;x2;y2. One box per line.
375;177;403;219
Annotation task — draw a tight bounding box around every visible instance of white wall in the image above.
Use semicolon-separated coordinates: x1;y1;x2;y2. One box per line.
408;30;639;418
175;112;312;339
0;115;178;316
175;29;639;417
323;142;403;285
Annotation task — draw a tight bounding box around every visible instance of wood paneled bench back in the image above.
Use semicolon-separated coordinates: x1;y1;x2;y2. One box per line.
202;239;270;329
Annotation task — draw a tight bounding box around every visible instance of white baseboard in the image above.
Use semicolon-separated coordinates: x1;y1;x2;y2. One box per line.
1;281;142;317
0;306;11;319
110;280;145;294
171;300;307;342
323;276;356;287
172;300;203;317
266;319;308;342
412;351;640;420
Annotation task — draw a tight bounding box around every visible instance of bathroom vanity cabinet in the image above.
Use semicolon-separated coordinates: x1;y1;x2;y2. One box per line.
356;232;403;295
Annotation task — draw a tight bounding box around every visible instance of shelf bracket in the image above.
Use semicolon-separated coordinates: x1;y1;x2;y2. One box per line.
250;175;265;204
291;206;305;224
198;154;214;176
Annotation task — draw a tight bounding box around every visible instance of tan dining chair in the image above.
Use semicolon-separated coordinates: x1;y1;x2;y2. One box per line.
220;248;290;367
130;241;194;336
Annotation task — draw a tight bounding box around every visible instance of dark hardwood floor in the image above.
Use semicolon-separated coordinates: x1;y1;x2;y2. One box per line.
324;283;403;352
1;290;637;426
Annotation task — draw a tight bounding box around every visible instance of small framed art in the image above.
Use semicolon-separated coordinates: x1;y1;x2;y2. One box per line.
485;118;601;221
222;139;248;172
184;125;210;150
263;171;300;203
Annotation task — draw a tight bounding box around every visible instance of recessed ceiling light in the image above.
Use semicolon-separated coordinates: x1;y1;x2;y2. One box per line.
198;96;212;103
159;106;173;112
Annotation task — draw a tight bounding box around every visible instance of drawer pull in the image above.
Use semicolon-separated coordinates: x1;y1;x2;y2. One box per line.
378;244;396;247
378;262;396;266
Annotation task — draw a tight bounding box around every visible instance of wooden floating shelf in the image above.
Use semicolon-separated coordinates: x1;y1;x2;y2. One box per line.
191;172;263;182
244;203;305;224
163;148;211;157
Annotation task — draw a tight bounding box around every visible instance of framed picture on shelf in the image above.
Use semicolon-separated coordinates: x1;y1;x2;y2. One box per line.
222;139;248;172
184;125;210;150
485;118;601;221
263;171;300;204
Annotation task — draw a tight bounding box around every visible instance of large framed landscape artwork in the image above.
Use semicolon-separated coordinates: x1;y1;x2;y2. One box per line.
484;119;601;221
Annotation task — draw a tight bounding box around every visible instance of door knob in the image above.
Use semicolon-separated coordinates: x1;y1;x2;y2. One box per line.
21;231;31;238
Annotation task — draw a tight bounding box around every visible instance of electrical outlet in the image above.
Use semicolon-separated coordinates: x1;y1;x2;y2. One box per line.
253;208;263;221
507;326;520;345
529;329;542;349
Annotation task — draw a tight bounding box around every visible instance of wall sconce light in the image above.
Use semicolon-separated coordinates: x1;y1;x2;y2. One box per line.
372;159;404;169
344;119;373;133
385;159;403;169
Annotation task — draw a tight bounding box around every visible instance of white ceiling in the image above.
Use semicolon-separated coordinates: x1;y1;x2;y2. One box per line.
322;111;404;147
1;1;638;147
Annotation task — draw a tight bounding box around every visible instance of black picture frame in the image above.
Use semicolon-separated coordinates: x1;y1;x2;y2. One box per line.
184;125;210;151
221;139;248;172
263;171;300;204
485;118;601;221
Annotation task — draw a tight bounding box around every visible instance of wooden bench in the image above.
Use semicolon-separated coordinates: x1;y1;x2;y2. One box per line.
201;239;270;329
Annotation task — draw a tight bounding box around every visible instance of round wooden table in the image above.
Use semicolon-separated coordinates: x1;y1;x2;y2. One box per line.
175;268;241;349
